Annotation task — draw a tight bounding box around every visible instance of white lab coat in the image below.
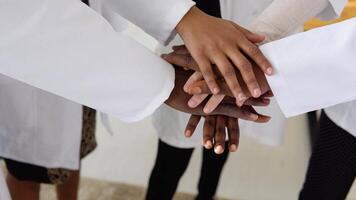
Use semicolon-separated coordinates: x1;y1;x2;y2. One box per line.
0;170;10;200
0;0;178;170
152;0;346;148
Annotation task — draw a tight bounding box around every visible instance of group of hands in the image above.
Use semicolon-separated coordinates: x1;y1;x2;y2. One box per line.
164;7;275;154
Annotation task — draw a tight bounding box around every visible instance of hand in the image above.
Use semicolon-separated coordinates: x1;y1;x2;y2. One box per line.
162;47;272;113
175;6;273;103
165;68;271;122
184;115;240;154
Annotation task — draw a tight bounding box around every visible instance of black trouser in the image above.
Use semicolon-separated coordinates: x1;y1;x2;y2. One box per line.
146;140;229;200
299;111;356;200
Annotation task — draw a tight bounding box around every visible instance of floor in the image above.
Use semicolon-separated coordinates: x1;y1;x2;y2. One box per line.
40;177;231;200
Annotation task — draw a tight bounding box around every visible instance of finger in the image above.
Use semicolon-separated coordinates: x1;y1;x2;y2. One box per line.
211;53;245;104
172;45;190;54
203;116;216;149
188;94;209;108
262;90;274;98
241;106;272;123
187;80;233;97
213;104;260;121
203;94;225;114
184;72;203;93
226;48;261;98
184;115;202;137
214;115;227;154
227;117;239;152
244;97;271;107
162;53;199;71
238;37;273;75
195;56;220;94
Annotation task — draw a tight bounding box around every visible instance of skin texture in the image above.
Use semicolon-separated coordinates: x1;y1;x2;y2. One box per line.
165;67;270;122
185;115;239;154
6;170;80;200
164;47;272;154
162;45;271;113
175;6;273;103
165;67;271;154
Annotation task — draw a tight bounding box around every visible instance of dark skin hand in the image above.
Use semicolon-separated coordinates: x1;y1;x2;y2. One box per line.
185;115;240;154
165;67;271;121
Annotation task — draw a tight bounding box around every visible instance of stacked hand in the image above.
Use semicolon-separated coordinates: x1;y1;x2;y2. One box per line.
164;45;273;154
176;6;273;104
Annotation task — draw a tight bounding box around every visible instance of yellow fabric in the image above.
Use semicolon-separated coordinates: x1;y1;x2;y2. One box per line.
305;0;356;30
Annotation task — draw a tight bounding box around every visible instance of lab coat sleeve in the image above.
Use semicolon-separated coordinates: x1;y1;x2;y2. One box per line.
260;18;356;117
0;0;175;122
249;0;346;42
317;0;348;20
103;0;196;45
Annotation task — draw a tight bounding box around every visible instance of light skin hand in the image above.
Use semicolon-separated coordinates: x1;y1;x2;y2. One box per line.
165;68;271;122
175;6;273;103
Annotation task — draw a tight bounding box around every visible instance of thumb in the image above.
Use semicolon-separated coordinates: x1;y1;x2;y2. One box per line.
162;52;199;71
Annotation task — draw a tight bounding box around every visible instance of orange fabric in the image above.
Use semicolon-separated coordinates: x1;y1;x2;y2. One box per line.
304;0;356;30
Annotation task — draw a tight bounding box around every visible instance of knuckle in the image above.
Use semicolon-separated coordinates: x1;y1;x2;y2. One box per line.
247;45;261;56
206;120;215;129
239;61;252;71
221;68;236;78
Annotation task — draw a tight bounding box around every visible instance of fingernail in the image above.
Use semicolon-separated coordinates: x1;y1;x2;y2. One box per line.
250;113;259;120
213;87;219;94
238;93;247;101
188;99;197;108
230;144;237;152
253;88;261;98
191;87;202;94
205;141;213;149
214;145;224;154
185;130;192;137
266;67;273;75
203;107;211;114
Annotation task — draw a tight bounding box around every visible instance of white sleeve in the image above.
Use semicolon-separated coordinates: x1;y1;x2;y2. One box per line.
101;0;195;45
0;0;175;122
249;0;347;42
317;0;348;20
260;18;356;117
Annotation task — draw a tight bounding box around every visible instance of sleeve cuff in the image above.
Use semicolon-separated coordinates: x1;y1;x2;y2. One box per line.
159;1;195;45
317;0;348;21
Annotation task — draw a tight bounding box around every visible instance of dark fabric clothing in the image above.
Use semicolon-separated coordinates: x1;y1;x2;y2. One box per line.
299;111;356;200
4;106;96;184
193;0;221;18
146;140;229;200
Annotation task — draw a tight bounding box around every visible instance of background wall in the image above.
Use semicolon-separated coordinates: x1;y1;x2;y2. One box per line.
81;24;356;200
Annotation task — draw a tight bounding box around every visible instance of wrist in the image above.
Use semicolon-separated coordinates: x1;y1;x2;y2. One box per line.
175;6;204;36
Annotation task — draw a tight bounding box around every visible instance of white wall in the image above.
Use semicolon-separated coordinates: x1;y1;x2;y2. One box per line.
81;24;356;200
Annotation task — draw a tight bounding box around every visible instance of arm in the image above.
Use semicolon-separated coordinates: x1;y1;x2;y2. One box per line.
183;18;356;117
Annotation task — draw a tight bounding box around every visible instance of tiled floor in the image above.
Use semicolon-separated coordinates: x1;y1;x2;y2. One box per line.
40;177;231;200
